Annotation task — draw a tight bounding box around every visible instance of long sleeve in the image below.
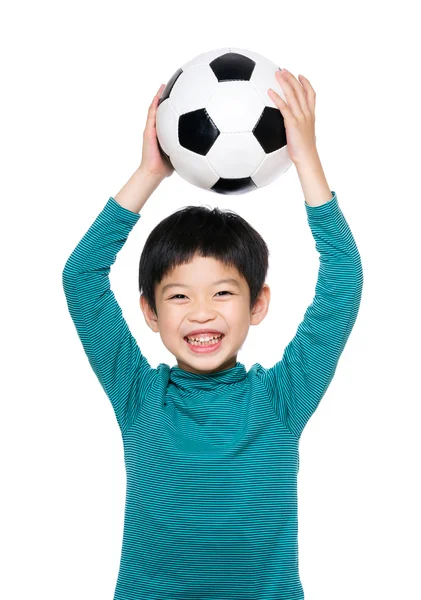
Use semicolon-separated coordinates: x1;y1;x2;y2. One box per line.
62;196;156;436
262;191;363;439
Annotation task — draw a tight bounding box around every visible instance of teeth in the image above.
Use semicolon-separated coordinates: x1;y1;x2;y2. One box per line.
186;334;222;344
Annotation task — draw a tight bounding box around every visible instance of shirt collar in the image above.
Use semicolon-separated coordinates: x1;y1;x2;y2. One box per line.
169;361;247;392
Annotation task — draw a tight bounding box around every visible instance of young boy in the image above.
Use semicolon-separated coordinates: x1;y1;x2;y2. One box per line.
62;71;363;599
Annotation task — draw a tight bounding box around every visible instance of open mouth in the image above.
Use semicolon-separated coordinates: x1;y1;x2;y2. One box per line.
184;334;225;353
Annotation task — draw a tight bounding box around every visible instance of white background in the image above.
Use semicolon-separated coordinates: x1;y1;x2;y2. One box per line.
2;1;420;598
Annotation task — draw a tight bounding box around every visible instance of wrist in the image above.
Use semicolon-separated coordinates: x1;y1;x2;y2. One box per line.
293;149;321;171
114;167;163;214
137;165;166;186
294;152;331;207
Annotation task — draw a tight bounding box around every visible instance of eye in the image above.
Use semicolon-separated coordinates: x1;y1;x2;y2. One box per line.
168;291;233;300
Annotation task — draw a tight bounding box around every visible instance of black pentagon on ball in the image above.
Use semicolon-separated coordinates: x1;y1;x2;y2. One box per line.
157;68;183;108
179;108;220;155
210;52;256;82
253;106;287;153
211;177;257;195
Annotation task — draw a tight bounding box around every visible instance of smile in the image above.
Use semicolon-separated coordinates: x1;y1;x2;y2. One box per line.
184;334;225;354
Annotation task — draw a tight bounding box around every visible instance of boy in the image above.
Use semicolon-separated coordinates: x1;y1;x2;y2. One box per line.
62;70;363;599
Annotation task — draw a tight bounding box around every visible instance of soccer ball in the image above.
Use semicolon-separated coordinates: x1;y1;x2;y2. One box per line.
156;47;293;195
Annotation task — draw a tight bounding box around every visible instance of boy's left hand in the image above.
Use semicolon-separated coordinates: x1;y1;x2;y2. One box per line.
268;69;318;166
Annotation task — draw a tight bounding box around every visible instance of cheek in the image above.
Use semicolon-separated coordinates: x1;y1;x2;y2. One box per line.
158;306;184;335
225;302;250;328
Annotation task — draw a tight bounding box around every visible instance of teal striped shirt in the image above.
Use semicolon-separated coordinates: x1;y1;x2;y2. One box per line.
62;192;363;599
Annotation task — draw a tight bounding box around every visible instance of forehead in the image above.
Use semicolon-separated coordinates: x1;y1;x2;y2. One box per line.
159;256;245;289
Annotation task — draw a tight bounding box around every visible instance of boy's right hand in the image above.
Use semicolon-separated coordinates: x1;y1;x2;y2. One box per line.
139;84;175;180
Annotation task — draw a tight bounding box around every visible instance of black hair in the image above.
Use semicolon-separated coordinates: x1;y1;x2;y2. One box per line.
139;205;269;316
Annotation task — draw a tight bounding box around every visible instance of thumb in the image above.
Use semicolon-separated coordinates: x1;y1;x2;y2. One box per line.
145;84;164;130
155;83;165;98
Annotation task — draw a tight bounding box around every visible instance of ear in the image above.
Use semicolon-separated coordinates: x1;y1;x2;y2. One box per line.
139;294;160;333
250;283;270;326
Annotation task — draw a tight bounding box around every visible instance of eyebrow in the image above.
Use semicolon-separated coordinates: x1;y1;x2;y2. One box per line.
161;278;241;295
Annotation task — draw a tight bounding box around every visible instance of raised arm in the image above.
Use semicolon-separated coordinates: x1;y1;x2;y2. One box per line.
263;71;364;438
62;191;158;435
62;83;174;435
263;191;363;439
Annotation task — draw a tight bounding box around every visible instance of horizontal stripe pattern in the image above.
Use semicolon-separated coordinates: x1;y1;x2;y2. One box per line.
263;192;364;440
62;192;363;599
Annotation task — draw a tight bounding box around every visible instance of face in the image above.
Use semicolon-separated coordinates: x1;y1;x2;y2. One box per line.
140;255;270;375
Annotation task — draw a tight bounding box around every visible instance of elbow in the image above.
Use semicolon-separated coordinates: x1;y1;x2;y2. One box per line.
355;252;364;291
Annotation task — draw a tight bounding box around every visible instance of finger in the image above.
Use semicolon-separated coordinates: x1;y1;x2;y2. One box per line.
152;84;165;104
148;84;164;113
276;70;308;117
146;84;164;127
155;83;165;98
298;74;316;114
267;88;292;119
281;70;311;115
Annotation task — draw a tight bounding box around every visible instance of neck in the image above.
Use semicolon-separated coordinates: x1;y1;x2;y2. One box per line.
175;355;238;376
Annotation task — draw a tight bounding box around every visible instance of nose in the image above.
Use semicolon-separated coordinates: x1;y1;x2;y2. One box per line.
187;302;219;323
